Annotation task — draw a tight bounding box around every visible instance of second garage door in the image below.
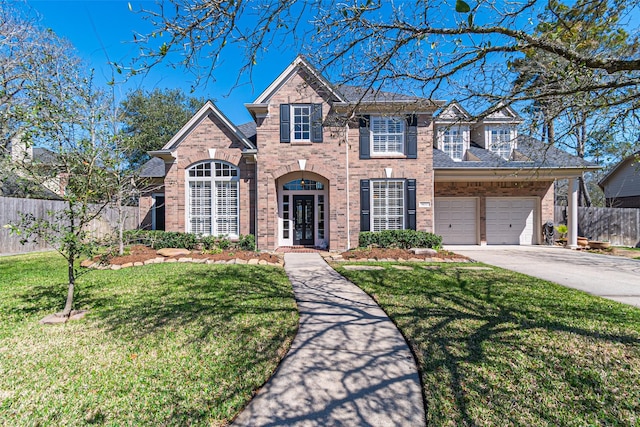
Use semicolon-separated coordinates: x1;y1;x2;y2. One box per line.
434;198;478;244
486;198;536;245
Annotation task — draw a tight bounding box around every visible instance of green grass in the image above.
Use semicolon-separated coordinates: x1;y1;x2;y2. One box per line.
335;262;640;427
0;252;298;426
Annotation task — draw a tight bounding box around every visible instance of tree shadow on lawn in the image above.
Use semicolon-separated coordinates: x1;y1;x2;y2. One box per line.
345;266;640;426
79;265;298;341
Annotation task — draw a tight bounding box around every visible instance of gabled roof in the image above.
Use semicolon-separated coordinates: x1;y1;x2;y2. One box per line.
434;101;473;123
479;103;524;123
154;100;256;155
598;151;640;189
250;55;346;105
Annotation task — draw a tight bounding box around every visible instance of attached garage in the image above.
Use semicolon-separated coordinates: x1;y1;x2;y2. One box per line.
434;198;478;244
486;198;537;245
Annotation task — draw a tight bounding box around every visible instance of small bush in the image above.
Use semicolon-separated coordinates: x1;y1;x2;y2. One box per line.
359;230;442;250
237;234;256;251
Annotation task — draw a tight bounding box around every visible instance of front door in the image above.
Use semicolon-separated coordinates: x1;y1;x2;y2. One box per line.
293;195;314;246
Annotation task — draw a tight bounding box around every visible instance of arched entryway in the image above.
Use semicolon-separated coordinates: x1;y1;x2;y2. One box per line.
277;172;329;248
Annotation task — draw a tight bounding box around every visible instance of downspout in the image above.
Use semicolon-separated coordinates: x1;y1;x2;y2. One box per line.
345;122;351;250
254;157;259;250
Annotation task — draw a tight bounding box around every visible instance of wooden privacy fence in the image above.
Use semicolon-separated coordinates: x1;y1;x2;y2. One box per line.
555;205;640;247
0;196;139;255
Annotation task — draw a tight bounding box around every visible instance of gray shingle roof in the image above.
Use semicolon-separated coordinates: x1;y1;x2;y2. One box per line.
434;135;598;169
139;157;166;178
32;147;58;164
237;122;257;143
336;85;427;103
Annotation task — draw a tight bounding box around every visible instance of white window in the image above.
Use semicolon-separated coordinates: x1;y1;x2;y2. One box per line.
293;105;311;141
186;161;239;237
371;117;404;154
371;180;404;231
440;127;465;161
489;127;514;159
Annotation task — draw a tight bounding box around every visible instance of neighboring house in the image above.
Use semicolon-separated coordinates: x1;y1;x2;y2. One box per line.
139;55;597;250
1;139;64;199
598;152;640;208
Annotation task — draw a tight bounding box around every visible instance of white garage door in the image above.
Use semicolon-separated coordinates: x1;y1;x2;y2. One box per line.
434;198;477;244
486;198;536;245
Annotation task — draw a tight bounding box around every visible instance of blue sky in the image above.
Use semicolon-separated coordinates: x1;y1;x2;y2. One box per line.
27;0;296;125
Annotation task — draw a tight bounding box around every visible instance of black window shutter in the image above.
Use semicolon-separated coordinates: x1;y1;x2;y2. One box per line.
359;116;370;159
406;115;417;159
406;179;416;230
360;179;370;232
280;104;290;143
311;103;323;143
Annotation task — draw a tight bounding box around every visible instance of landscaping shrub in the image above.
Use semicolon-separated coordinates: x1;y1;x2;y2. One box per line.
359;230;442;249
238;234;256;251
122;230;257;251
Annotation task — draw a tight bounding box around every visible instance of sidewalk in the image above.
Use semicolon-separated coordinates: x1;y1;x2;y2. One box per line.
232;253;426;427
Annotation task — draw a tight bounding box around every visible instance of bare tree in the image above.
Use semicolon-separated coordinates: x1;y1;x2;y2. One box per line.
130;0;639;112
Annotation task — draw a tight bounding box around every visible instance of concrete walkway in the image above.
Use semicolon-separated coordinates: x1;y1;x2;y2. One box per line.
448;245;640;308
232;253;425;427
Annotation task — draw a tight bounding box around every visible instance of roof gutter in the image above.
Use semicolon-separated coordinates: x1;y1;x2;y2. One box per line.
435;166;601;181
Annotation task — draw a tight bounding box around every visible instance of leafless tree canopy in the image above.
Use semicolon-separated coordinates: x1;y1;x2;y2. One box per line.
132;0;639;111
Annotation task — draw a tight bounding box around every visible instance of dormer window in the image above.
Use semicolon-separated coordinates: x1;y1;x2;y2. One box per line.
438;127;468;161
488;126;515;159
371;116;405;155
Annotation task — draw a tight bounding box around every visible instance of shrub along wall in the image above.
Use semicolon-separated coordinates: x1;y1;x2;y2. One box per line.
359;230;442;250
123;230;256;251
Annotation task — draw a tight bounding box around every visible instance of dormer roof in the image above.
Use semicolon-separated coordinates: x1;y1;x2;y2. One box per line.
434;101;473;123
480;103;524;123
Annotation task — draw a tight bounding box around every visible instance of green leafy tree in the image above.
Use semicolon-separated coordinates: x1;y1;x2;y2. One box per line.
513;0;640;206
120;88;205;170
3;6;122;317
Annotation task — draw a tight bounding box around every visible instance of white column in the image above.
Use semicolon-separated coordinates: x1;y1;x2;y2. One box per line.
567;178;578;249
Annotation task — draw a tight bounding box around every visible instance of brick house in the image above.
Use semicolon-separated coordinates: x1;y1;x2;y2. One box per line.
140;56;597;250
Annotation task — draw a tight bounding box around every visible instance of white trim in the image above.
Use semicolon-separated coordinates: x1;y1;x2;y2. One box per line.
185;160;240;238
370;180;405;232
485;125;516;159
291;104;312;142
253;55;345;104
162;100;255;151
370;116;405;156
151;193;164;231
436;124;470;161
434;100;473;123
277;175;328;247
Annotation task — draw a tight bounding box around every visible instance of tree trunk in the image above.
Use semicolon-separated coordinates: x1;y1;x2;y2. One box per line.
62;200;77;317
62;258;75;317
579;174;592;207
118;189;125;256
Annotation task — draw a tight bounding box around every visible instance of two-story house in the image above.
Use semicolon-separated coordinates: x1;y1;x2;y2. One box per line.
140;56;597;250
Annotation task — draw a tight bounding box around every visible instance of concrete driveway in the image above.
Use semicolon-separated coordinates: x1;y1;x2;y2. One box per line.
446;245;640;308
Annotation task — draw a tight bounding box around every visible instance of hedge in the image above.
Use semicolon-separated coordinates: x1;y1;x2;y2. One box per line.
359;230;442;250
122;230;256;251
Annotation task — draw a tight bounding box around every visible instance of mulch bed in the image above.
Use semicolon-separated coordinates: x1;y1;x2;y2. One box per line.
339;247;468;261
98;245;281;266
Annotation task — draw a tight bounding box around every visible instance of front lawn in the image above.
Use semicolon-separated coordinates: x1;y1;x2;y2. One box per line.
0;252;298;426
335;263;640;426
